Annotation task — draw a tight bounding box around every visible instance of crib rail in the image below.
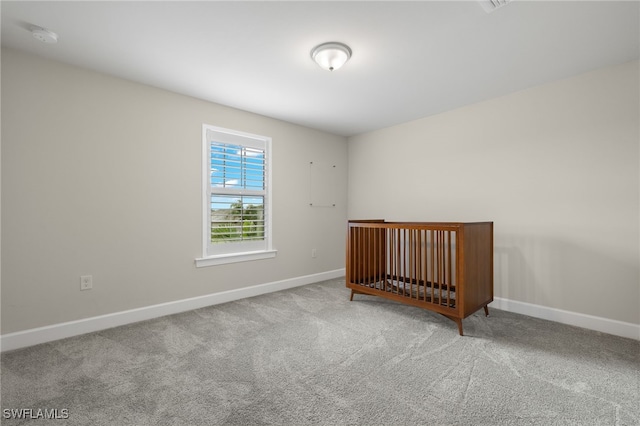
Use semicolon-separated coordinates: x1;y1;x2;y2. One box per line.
346;220;493;335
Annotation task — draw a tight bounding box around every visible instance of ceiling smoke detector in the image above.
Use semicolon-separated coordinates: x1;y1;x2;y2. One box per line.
31;27;58;44
478;0;512;13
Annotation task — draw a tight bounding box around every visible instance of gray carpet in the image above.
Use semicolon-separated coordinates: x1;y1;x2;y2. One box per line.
1;278;639;425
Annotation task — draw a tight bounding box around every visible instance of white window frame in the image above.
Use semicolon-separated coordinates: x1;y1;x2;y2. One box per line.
196;124;276;267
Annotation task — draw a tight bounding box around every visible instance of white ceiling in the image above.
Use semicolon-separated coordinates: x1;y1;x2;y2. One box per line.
2;1;639;136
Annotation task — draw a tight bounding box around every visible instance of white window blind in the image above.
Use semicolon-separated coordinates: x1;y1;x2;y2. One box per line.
202;125;272;259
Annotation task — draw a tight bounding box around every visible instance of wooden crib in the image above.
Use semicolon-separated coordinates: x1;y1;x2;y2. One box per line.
346;220;493;335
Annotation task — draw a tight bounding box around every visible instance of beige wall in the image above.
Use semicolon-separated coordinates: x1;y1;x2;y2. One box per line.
3;47;638;335
1;48;348;334
348;61;640;325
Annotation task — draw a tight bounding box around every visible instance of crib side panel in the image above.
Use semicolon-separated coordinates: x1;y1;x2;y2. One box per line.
347;221;462;318
461;222;494;317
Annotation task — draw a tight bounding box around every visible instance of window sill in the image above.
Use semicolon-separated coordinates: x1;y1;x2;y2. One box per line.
195;249;277;268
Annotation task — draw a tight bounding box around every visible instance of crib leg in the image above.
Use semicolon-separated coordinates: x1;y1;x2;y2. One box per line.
441;314;464;336
349;290;355;301
484;305;489;316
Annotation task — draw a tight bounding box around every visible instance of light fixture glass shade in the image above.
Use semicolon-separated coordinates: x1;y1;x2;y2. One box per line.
311;42;352;71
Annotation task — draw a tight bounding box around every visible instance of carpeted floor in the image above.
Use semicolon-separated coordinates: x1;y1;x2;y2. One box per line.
1;278;639;425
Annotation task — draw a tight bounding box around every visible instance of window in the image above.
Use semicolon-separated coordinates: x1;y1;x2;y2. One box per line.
197;125;275;267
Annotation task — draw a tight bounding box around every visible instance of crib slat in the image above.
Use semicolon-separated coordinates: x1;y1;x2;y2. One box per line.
398;228;402;294
417;230;422;300
355;226;360;284
384;228;388;293
374;226;379;288
359;227;364;285
422;230;427;302
408;230;412;297
437;230;443;305
388;228;392;293
443;230;447;306
397;227;401;295
447;231;452;306
416;229;420;299
433;230;438;305
362;227;367;286
351;227;356;284
429;229;435;306
440;231;444;305
394;227;399;295
435;230;440;305
389;228;393;293
398;229;406;296
392;229;395;292
396;228;401;295
408;228;412;297
409;229;414;298
403;228;407;296
367;227;372;287
387;228;391;292
370;227;375;287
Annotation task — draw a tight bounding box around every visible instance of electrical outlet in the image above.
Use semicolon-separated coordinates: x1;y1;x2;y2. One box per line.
80;275;93;291
311;249;317;258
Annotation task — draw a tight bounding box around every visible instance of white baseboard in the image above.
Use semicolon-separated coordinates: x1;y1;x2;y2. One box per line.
0;269;345;353
3;272;636;352
490;297;640;340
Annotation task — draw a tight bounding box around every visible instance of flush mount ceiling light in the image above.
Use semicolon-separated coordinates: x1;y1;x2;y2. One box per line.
310;42;352;71
31;26;58;44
